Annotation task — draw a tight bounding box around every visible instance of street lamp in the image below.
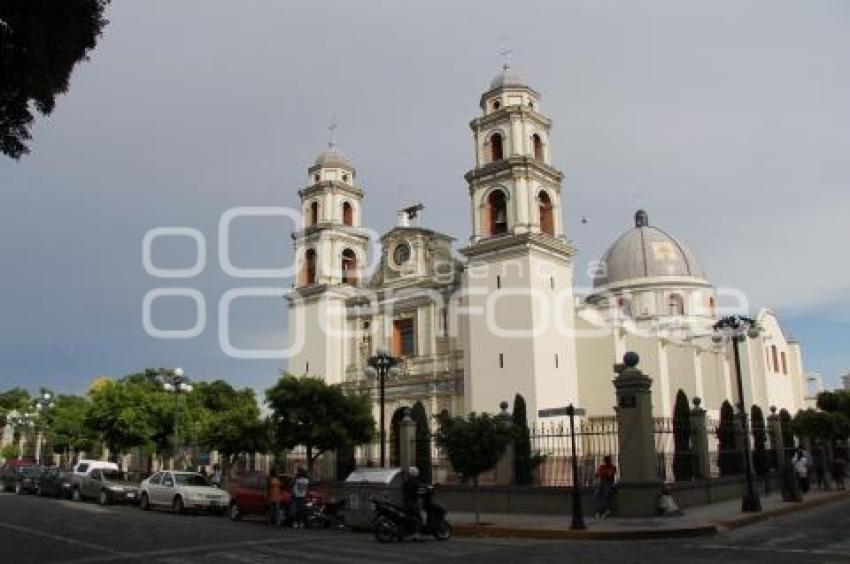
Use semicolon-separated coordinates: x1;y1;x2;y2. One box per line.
8;412;36;461
566;403;587;530
33;390;56;465
712;315;762;512
365;347;400;467
161;368;193;469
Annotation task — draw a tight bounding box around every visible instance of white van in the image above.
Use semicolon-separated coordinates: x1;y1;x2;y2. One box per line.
73;460;119;475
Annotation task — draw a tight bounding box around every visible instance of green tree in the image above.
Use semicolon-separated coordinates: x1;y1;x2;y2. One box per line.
1;443;19;461
817;390;850;422
411;401;432;483
46;394;95;458
0;387;31;412
86;378;170;457
266;374;375;476
436;411;512;524
716;400;740;476
193;380;266;466
512;394;534;485
672;390;693;481
750;405;769;476
792;408;850;442
0;0;110;158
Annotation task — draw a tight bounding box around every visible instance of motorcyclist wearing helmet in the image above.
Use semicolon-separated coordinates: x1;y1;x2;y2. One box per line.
403;466;423;540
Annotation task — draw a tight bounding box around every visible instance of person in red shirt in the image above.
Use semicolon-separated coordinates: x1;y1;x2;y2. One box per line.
594;455;617;519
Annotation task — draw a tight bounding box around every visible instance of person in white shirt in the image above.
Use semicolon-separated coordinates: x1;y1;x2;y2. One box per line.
793;448;810;493
293;467;309;528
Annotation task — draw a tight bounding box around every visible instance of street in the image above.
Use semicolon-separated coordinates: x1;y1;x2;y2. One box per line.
0;492;848;563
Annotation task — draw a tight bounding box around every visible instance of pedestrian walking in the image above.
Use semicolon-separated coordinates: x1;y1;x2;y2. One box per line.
812;443;829;490
210;464;222;489
793;448;810;493
293;467;309;528
832;454;846;490
594;455;617;519
280;475;294;526
268;471;283;526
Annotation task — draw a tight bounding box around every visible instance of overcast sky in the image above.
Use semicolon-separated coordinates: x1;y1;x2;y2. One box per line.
1;0;848;395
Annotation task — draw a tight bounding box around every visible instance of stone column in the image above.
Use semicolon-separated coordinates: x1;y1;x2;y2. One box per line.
769;406;801;501
613;352;662;517
398;409;417;474
690;397;710;480
494;401;514;485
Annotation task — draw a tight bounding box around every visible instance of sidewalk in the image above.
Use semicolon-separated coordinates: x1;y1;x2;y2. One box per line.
451;489;850;540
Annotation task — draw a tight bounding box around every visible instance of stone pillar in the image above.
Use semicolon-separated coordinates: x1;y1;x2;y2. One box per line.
769;406;801;502
690;397;710;480
613;352;662;517
494;401;514;485
398;409;417;474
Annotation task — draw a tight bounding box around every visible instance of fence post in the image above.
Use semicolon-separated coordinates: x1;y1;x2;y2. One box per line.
398;409;416;474
690;397;710;480
495;401;515;485
613;352;662;517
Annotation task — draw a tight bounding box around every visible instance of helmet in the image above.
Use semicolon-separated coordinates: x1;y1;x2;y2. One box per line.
408;466;420;478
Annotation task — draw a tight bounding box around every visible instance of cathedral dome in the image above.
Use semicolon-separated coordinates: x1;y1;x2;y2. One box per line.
314;145;352;169
489;65;526;90
592;210;707;288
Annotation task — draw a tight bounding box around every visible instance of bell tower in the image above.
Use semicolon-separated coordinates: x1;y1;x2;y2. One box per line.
285;126;368;384
461;65;579;419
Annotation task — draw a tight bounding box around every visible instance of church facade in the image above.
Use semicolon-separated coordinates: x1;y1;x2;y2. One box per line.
284;65;807;432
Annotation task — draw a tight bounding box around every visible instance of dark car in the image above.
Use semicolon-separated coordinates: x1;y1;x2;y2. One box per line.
37;466;73;498
2;465;44;494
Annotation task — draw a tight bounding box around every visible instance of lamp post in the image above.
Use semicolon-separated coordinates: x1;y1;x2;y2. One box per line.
566;404;587;530
8;412;36;461
712;315;762;512
33;390;56;465
161;368;193;470
365;347;400;467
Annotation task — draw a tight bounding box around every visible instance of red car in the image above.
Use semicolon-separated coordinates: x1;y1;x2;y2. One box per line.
227;473;287;523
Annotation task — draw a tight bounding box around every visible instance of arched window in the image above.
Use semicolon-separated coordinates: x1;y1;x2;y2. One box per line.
771;345;779;372
492;100;501;111
341;249;357;285
486;190;508;236
667;294;685;316
781;351;788;374
538;190;554;236
303;249;317;285
489;132;504;162
313;173;320;183
342;202;353;226
309;201;319;226
342;173;349;183
532;134;544;161
708;296;716;316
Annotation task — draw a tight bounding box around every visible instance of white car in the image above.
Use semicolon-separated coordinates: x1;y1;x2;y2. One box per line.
138;471;229;515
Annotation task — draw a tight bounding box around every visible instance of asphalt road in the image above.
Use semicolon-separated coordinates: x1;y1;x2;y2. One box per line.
0;491;848;563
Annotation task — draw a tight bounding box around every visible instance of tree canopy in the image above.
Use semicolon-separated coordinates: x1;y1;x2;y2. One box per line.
46;394;96;456
1;0;110;159
266;374;375;475
792;408;850;441
0;387;31;412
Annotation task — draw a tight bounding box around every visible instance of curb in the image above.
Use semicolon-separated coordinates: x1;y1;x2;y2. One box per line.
452;523;719;541
714;490;850;531
452;491;850;541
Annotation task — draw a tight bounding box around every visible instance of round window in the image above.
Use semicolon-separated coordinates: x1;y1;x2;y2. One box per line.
393;243;411;266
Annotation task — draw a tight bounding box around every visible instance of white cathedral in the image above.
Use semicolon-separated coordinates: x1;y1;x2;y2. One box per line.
284;65;808;429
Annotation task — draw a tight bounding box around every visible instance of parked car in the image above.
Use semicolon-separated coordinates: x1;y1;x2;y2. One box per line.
139;471;229;515
36;466;73;498
0;460;36;492
228;473;275;522
3;465;44;495
69;460;121;502
74;467;141;505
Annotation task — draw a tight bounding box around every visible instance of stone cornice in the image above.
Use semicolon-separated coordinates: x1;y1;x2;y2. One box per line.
460;232;576;262
471;105;552;131
299;181;364;200
294;225;370;242
478;85;541;109
464;156;563;187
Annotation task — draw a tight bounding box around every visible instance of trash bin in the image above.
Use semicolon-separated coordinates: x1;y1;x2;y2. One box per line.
341;467;404;529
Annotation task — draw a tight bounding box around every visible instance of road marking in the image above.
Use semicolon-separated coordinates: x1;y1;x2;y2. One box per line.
0;520;129;555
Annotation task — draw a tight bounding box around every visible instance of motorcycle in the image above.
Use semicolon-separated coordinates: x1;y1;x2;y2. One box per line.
372;485;451;542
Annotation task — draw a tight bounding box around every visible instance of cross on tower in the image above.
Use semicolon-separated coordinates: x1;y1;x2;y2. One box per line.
328;115;338;148
499;44;513;70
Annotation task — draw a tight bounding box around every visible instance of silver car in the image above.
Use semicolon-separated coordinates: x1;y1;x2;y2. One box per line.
139;471;229;515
